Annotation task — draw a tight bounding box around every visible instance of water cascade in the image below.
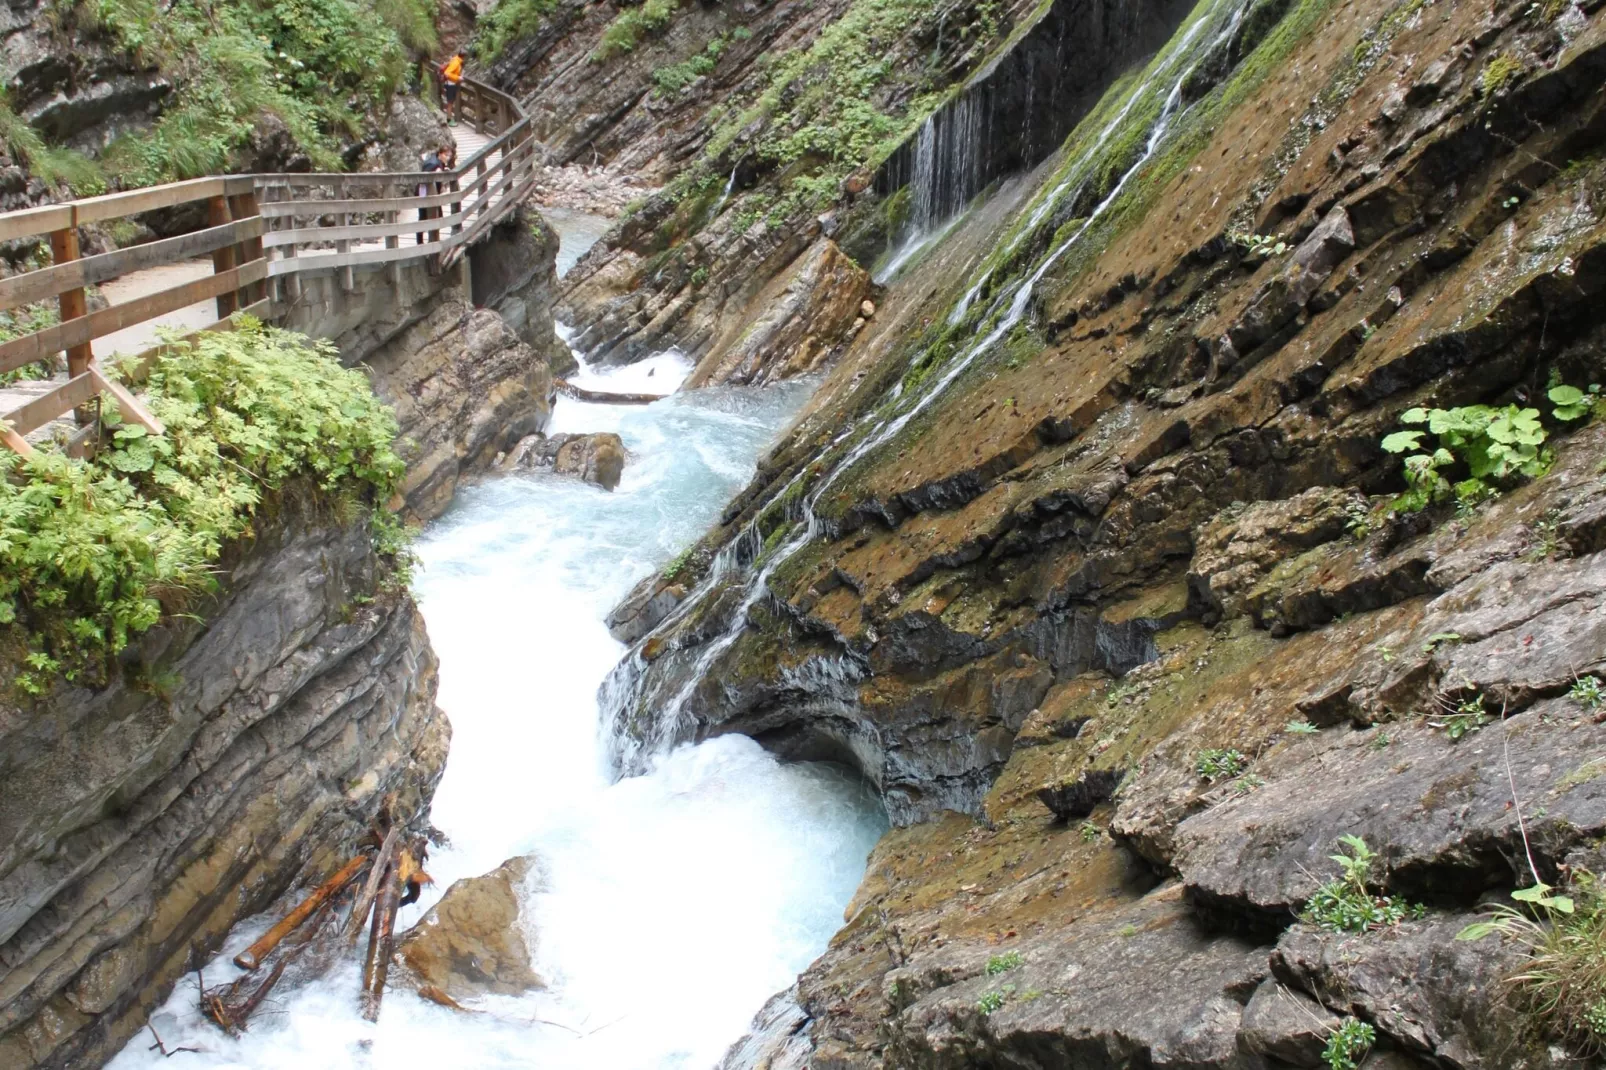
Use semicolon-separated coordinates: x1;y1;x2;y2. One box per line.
108;324;886;1068
603;0;1258;781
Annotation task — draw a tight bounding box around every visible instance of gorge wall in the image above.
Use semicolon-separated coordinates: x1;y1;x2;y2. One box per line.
572;0;1606;1060
0;493;447;1068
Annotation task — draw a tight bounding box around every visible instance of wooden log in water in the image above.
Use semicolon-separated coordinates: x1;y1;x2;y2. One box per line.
345;826;401;946
555;378;666;405
359;847;409;1022
234;854;368;970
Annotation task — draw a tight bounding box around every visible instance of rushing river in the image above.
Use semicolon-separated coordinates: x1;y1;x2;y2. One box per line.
109;247;887;1067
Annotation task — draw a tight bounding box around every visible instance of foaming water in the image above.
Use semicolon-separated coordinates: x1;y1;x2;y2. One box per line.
109;357;887;1070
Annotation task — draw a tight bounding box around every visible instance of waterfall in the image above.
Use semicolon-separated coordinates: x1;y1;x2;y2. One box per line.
602;0;1257;766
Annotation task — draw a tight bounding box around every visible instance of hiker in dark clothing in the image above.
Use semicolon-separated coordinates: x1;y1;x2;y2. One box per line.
416;145;449;245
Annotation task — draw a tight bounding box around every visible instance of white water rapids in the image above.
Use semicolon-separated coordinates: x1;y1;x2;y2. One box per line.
109;317;886;1068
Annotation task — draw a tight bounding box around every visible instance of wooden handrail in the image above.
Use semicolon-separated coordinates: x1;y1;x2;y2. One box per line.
0;73;536;457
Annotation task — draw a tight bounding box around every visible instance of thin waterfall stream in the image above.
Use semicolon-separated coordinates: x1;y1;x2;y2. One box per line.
107;220;888;1070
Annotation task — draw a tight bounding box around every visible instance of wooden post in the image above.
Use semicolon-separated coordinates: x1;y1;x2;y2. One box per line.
48;219;94;423
207;195;238;320
385;179;401;287
228;189;265;308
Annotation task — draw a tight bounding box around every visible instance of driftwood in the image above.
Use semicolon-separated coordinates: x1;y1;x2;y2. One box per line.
555;378;665;405
234;854;368;970
344;826;401;946
360;845;412;1022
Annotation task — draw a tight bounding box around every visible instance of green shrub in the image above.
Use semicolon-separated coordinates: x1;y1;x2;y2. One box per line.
1302;834;1424;933
61;0;435;186
1195;748;1247;781
595;0;681;60
1322;1017;1375;1070
1381;386;1590;514
1459;873;1603;1056
985;951;1022;975
0;320;407;693
1572;675;1604;710
475;0;561;61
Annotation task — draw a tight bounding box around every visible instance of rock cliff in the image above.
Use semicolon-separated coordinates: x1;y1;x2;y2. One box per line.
582;0;1606;1060
0;492;448;1068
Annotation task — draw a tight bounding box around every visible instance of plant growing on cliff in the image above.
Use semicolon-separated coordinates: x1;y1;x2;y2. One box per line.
976;985;1013;1013
1571;675;1603;710
1458;872;1606;1056
0;320;406;694
985;951;1023;975
476;0;560;61
1302;835;1422;933
595;0;681;60
1195;748;1247;782
1380;386;1593;514
1322;1017;1376;1070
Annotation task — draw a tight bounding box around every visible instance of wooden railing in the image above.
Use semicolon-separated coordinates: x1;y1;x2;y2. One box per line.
0;74;537;457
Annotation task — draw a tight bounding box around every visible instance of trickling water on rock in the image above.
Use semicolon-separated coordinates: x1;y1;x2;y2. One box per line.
108;352;886;1070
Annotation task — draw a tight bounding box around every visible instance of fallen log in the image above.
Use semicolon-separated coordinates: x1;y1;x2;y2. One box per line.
345;826;401;946
555;378;666;405
360;846;410;1022
234;854;368;970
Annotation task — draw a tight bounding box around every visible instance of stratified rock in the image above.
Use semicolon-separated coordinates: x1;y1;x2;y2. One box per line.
1166;699;1606;922
399;856;542;1000
1188;488;1356;621
363;94;454;174
372;305;556;520
505;431;627;490
1238;979;1342;1067
469;207;580;377
684;238;871;388
0;494;447;1068
607;573;689;643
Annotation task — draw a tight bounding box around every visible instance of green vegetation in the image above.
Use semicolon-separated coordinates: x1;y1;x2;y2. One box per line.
1322;1017;1376;1070
31;0;437;188
1479;52;1525;97
0;89;102;191
1284;719;1320;735
976;984;1014;1013
662;545;695;582
1195;747;1247;782
596;0;681;60
1079;820;1101;843
985;951;1023;975
1431;693;1490;741
476;0;560;62
1302;835;1424;933
0;320;407;695
1459;873;1605;1056
1381;385;1594;514
1227;230;1289;258
1572;675;1604;710
653;33;741;94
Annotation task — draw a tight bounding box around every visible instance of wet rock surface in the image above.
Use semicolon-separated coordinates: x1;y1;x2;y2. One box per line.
399;856;542;1000
591;0;1606;1062
503;430;628;490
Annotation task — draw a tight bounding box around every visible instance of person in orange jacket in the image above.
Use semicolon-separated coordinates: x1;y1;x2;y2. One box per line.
439;52;465;125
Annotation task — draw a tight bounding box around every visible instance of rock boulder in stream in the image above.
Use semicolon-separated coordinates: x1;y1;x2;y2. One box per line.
399;856;543;1001
504;431;628;490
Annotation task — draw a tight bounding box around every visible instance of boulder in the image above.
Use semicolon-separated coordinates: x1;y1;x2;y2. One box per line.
399;856;542;1000
504;431;627;490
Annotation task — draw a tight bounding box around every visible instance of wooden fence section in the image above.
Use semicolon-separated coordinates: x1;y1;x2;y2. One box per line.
0;75;535;458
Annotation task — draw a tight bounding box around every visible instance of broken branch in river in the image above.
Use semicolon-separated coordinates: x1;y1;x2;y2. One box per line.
233;853;368;970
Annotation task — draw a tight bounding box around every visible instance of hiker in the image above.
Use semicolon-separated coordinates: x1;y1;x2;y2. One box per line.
416;145;448;244
439;52;465;125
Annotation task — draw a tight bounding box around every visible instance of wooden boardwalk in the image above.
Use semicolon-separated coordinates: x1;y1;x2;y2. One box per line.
0;77;536;456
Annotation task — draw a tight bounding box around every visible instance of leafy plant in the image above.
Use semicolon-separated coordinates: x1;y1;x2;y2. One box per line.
1549;383;1602;422
985;951;1023;975
0;320;406;693
1571;675;1603;710
1228;230;1288;257
1431;693;1490;741
475;0;560;61
1322;1017;1376;1070
1079;821;1101;843
1285;719;1320;735
976;986;1012;1013
1458;873;1606;1055
1196;748;1248;782
595;0;681;60
1302;835;1421;933
1379;396;1581;513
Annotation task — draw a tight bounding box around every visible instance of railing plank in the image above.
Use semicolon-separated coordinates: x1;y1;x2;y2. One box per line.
0;260;268;375
2;371;99;436
0;218;265;313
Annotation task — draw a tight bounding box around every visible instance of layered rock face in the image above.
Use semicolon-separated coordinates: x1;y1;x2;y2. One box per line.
0;494;449;1068
600;0;1606;1061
